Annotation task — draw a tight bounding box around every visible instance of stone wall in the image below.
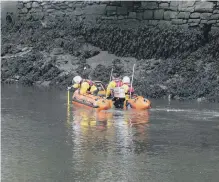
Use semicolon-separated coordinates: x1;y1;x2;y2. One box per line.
16;1;219;29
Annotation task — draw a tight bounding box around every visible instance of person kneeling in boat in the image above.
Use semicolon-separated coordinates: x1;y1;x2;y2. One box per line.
106;73;125;108
121;76;135;109
70;76;98;95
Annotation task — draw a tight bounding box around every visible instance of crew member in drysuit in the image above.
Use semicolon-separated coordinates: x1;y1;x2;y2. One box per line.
70;76;98;95
121;76;135;108
106;73;125;109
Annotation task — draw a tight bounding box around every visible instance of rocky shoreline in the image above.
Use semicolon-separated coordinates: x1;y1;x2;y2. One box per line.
1;17;219;102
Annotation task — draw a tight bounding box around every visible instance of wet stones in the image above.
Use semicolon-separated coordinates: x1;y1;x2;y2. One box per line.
154;10;164;20
143;10;153;19
164;11;178;20
32;2;40;8
51;48;64;55
195;1;214;13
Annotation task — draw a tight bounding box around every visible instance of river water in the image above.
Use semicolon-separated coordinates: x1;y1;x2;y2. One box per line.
1;84;219;182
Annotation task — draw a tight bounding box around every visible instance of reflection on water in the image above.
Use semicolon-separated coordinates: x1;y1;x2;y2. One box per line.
65;103;152;181
66;102;150;146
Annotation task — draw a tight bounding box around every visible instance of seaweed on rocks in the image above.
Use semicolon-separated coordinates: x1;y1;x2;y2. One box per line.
1;17;219;102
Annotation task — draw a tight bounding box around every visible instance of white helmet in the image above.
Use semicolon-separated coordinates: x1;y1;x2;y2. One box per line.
122;76;130;84
73;76;82;84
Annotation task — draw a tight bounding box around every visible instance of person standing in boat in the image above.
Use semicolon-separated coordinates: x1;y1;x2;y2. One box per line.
106;73;125;108
70;76;98;95
121;76;135;108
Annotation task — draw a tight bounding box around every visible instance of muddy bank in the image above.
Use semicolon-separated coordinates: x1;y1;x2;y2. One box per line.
1;19;219;102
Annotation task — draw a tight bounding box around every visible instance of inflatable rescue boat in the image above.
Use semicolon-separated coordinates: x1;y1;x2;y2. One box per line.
78;81;151;110
72;90;112;111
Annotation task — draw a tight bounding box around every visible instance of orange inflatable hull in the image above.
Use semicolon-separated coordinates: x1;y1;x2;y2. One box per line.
127;96;151;110
72;90;111;111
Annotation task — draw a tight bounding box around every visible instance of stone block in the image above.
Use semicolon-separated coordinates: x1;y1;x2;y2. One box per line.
29;7;43;13
200;13;212;20
143;10;153;19
201;20;208;24
106;6;117;16
46;9;55;13
210;14;219;20
154;10;164;20
41;2;48;6
136;12;143;20
215;23;219;27
74;3;83;8
83;4;106;15
178;6;194;12
110;1;121;6
59;4;69;10
178;1;195;11
26;2;32;9
21;8;28;14
66;8;74;12
67;3;74;8
195;2;214;13
74;9;83;16
148;20;159;26
188;19;200;23
117;7;128;15
17;2;24;9
158;20;172;27
170;1;181;7
141;2;158;10
117;15;125;20
128;12;136;19
207;20;217;24
169;6;178;11
180;24;189;29
177;12;190;19
169;1;183;11
43;4;52;9
101;16;116;20
32;2;40;8
172;19;187;25
184;1;196;7
190;13;200;19
159;3;169;9
31;12;44;21
23;13;32;21
121;1;133;7
142;20;149;25
164;11;178;20
189;23;199;27
213;10;219;14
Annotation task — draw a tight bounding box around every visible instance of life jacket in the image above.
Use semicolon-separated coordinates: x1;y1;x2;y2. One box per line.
83;79;94;91
114;79;123;87
77;79;93;90
125;83;134;94
83;79;93;86
112;79;125;98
